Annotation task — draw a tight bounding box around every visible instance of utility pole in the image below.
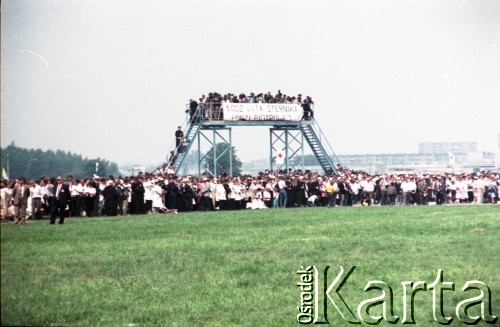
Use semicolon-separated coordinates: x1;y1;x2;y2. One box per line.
6;153;10;178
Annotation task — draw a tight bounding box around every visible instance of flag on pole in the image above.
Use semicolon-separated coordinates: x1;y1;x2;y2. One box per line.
448;152;456;166
276;151;285;165
1;167;8;180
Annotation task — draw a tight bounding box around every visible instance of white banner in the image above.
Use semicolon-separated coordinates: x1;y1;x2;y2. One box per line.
276;151;285;165
222;103;303;121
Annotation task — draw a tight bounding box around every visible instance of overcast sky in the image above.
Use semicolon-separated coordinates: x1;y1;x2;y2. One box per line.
2;0;499;167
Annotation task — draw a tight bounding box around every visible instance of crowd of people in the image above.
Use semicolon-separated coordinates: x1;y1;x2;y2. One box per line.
1;167;498;223
186;90;315;122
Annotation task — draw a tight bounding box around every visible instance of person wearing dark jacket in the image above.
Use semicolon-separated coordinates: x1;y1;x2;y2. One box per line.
51;176;70;224
293;176;306;207
12;177;31;224
165;177;180;210
180;178;195;211
102;180;119;216
131;177;146;214
188;99;199;123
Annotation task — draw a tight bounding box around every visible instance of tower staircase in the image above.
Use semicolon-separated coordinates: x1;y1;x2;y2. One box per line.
300;120;341;175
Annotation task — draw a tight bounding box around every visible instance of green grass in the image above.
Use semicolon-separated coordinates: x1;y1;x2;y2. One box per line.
1;206;499;326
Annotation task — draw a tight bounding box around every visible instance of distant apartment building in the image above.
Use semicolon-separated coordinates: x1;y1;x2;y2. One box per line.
336;141;496;174
418;141;477;155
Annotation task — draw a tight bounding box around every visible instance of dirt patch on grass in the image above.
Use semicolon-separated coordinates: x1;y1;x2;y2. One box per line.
470;228;487;233
296;236;329;241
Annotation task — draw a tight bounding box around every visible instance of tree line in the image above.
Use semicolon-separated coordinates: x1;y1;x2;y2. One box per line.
1;142;120;180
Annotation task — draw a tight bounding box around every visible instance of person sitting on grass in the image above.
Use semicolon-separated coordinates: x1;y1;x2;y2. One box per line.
251;188;268;209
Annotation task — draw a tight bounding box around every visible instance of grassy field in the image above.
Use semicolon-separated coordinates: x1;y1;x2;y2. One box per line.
1;205;499;326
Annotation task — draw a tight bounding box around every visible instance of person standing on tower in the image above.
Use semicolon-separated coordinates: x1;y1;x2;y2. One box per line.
188;99;199;123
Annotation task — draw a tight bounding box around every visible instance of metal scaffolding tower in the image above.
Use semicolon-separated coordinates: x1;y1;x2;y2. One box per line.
166;104;341;176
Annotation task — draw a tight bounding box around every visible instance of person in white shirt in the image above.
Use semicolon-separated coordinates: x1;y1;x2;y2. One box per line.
83;181;96;217
277;177;288;208
251;187;268;209
230;179;245;210
307;194;319;206
72;180;84;216
455;178;466;203
473;177;485;204
359;177;374;206
350;179;360;205
143;178;154;213
214;179;226;210
152;180;165;211
29;180;43;219
248;179;262;204
39;179;48;218
400;178;413;205
152;180;177;214
378;176;390;205
197;178;213;211
44;177;56;218
1;181;14;220
263;179;275;208
240;181;249;208
448;180;457;203
464;177;473;203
